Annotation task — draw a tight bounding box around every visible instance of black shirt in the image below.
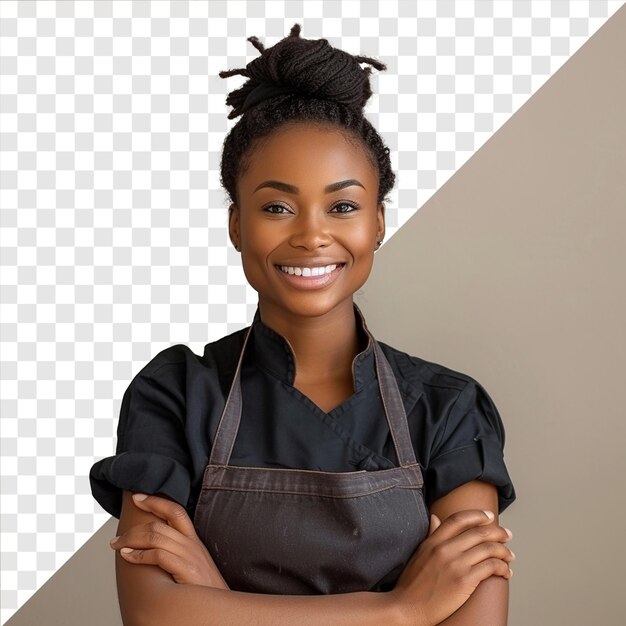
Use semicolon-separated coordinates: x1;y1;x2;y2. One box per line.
90;305;515;519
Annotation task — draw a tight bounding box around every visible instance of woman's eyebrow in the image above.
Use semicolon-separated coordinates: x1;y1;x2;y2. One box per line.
253;179;366;194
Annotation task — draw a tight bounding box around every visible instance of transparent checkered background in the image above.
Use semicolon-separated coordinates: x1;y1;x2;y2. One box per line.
1;0;622;621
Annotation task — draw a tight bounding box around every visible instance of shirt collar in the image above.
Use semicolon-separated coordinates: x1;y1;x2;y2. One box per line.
249;303;377;392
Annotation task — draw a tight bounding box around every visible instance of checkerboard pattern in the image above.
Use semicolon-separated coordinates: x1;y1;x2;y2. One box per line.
1;1;621;621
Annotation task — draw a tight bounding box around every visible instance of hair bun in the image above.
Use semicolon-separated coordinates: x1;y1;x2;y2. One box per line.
219;23;387;119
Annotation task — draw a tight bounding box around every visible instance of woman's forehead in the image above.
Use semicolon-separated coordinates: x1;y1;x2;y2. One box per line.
239;123;377;187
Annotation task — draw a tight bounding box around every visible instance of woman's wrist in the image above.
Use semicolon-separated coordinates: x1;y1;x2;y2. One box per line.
385;588;431;626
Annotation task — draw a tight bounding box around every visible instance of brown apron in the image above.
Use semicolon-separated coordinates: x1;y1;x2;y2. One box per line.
193;320;430;594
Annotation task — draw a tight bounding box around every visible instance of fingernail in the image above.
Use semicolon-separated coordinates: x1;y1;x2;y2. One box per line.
504;527;513;539
132;493;148;501
483;510;495;521
508;568;514;578
510;551;516;560
120;548;134;554
109;536;119;545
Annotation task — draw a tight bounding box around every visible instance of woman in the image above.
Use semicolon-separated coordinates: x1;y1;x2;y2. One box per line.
91;24;515;625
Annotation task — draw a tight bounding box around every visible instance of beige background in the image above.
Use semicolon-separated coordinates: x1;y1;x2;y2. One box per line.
357;6;626;624
7;6;626;626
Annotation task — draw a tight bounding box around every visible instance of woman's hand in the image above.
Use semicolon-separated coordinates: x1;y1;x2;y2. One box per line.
391;509;514;626
110;493;229;589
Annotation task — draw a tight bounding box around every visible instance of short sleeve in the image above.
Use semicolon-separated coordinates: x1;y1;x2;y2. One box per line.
89;354;193;519
424;379;516;512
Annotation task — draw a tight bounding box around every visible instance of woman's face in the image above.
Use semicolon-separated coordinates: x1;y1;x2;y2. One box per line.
230;121;385;320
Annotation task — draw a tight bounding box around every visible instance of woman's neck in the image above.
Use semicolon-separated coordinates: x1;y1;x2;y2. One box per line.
257;299;360;386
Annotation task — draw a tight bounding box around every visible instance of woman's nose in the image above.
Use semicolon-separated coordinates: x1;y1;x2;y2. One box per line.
288;212;333;250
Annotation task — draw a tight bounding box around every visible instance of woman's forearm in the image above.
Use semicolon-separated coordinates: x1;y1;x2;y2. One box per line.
113;493;512;626
436;577;508;625
126;577;406;626
119;558;505;626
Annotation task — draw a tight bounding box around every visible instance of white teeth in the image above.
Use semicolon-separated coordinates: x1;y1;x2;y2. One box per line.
279;264;338;276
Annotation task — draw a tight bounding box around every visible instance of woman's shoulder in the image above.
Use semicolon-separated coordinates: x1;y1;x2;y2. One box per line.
377;340;505;442
377;340;481;395
131;326;250;383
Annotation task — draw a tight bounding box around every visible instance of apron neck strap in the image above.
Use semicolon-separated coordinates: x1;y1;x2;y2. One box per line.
371;340;417;466
208;325;252;466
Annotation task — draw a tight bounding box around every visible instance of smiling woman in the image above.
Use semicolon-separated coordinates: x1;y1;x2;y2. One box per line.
90;22;515;626
230;123;384;326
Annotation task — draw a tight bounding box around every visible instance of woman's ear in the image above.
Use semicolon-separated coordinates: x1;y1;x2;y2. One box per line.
228;203;241;251
376;202;386;245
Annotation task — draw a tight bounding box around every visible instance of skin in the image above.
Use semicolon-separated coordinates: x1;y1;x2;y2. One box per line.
110;121;514;625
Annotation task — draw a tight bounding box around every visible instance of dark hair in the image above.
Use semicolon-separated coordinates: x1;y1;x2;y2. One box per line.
218;23;395;207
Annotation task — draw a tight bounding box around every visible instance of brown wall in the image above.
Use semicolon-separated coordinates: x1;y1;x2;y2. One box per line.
8;7;626;626
357;6;626;625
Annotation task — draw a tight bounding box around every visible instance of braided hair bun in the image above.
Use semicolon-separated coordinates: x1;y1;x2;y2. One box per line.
219;23;396;206
220;23;387;119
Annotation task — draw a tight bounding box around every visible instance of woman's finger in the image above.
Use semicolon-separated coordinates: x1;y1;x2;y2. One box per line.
442;521;512;555
111;521;188;554
426;509;496;544
113;521;228;588
118;546;194;583
467;557;513;585
461;541;515;568
130;493;198;539
428;514;441;536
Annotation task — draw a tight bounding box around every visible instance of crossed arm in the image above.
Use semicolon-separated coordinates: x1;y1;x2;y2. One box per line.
111;481;512;626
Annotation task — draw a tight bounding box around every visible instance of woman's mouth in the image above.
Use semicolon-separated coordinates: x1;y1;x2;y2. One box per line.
274;263;345;289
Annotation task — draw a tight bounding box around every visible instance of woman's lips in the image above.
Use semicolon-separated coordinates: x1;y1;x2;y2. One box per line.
274;263;345;289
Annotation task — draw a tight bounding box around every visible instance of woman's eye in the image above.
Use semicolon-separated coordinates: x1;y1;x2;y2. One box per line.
263;205;291;215
330;202;359;214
